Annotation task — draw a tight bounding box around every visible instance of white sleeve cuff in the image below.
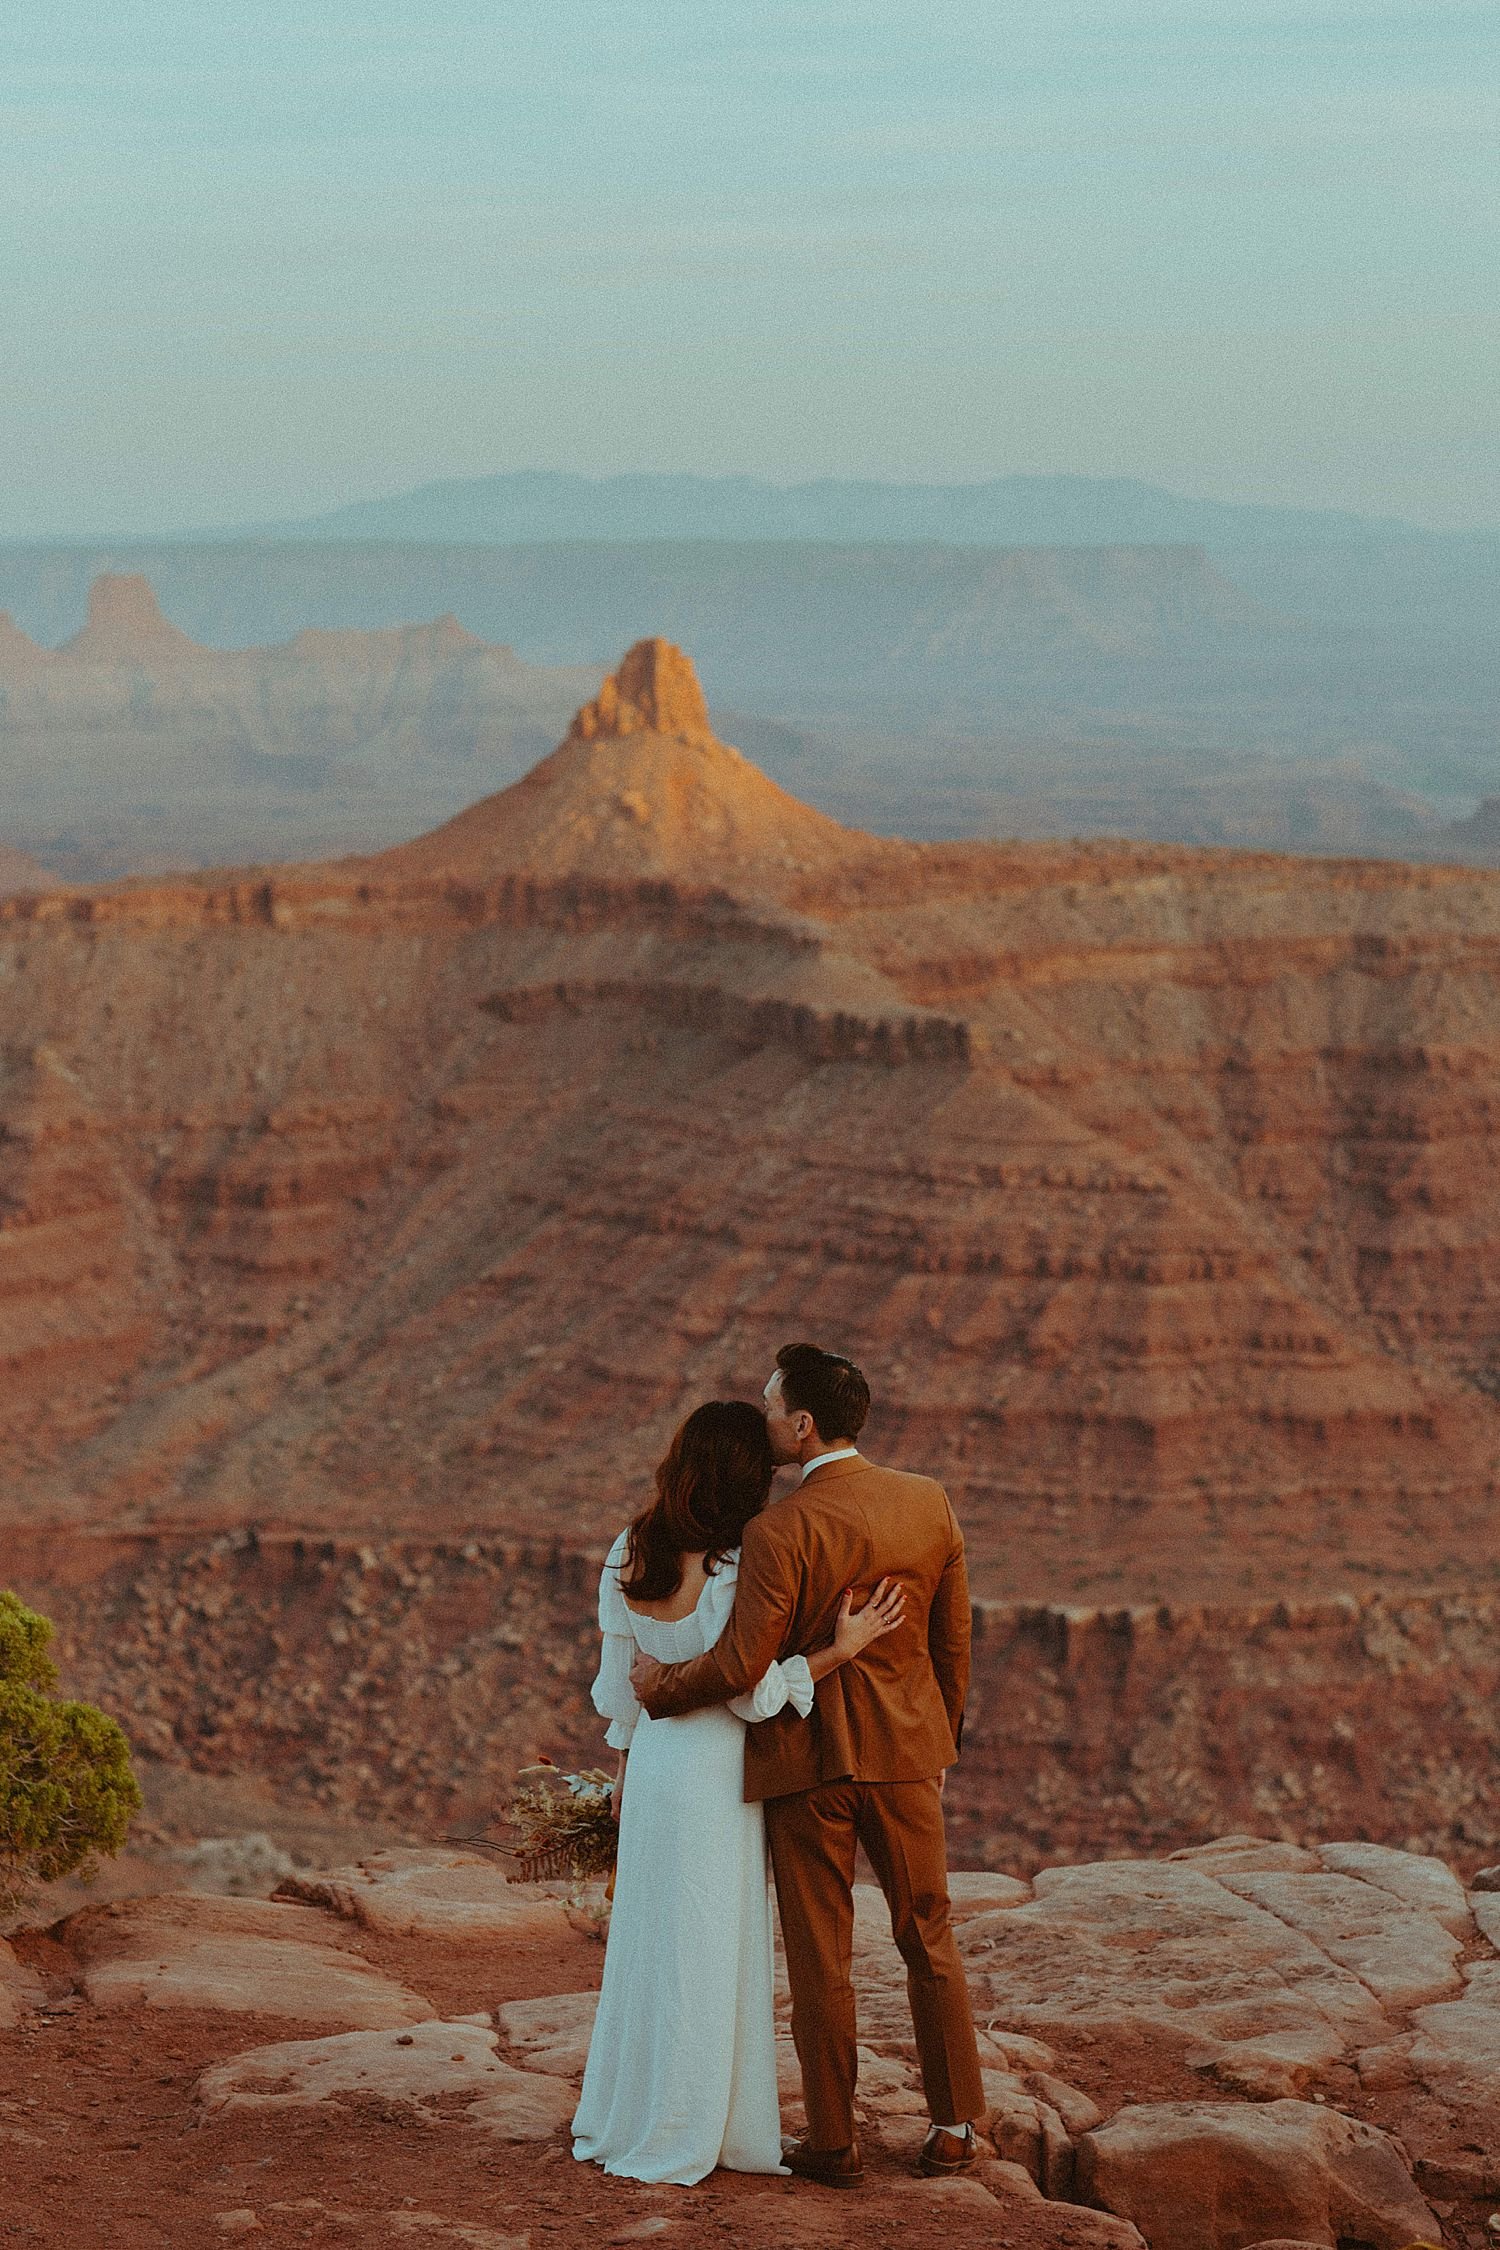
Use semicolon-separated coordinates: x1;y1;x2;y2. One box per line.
730;1653;816;1724
780;1654;815;1717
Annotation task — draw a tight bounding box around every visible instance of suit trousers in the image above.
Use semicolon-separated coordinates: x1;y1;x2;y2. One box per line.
765;1776;985;2151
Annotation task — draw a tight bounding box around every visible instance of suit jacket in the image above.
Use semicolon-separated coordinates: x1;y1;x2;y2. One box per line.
638;1453;970;1802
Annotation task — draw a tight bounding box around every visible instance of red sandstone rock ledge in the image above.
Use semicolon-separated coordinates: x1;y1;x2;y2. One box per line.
7;1833;1500;2246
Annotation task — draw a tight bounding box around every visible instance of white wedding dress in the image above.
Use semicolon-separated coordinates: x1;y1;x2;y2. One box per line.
571;1530;814;2185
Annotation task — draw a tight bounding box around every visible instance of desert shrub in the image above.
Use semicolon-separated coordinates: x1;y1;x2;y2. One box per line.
0;1590;141;1914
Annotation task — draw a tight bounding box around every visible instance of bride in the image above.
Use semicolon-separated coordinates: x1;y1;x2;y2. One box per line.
572;1398;904;2186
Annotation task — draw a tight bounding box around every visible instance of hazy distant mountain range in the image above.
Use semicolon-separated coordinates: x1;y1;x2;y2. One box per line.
207;469;1500;644
0;469;1495;875
15;470;1498;640
239;469;1417;549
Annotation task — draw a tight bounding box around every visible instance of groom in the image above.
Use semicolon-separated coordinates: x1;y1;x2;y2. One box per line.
630;1342;985;2188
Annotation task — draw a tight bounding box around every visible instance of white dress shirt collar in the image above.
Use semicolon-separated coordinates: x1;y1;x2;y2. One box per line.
800;1446;860;1482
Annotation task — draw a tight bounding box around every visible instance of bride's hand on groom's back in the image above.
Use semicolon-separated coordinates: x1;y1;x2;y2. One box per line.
831;1578;906;1662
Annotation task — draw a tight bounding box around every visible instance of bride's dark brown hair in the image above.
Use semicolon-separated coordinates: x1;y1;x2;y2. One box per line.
618;1400;776;1604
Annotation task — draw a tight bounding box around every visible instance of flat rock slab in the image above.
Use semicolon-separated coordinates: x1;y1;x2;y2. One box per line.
1317;1841;1474;1939
851;1880;898;1949
1169;1838;1322;1877
978;2027;1058;2072
961;1858;1391;2091
197;2018;575;2140
1214;1869;1465;2012
1470;1892;1500;1948
277;1848;575;1943
947;1871;1032;1917
1408;1960;1500;2112
59;1894;432;2027
888;2177;1006;2210
495;1990;599;2077
1077;2098;1438;2250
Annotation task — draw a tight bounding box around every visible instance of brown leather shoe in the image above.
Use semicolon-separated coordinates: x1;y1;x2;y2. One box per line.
917;2124;977;2177
782;2137;864;2189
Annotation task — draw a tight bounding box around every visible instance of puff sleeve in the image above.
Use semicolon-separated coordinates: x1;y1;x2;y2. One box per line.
590;1529;641;1751
728;1652;815;1724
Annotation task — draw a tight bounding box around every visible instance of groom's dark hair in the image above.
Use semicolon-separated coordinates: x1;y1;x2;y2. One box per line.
776;1343;870;1443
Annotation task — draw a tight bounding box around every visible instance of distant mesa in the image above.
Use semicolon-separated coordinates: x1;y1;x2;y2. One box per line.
378;636;864;896
0;574;541;679
0;573;603;883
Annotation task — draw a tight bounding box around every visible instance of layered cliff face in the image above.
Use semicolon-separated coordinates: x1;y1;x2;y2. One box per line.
15;1524;1500;1871
0;638;1498;1614
0;643;1493;1611
7;635;1500;1871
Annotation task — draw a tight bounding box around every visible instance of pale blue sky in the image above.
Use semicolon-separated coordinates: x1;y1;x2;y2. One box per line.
3;1;1496;533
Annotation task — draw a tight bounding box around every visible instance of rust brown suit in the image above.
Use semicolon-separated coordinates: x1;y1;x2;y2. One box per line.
638;1453;985;2149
